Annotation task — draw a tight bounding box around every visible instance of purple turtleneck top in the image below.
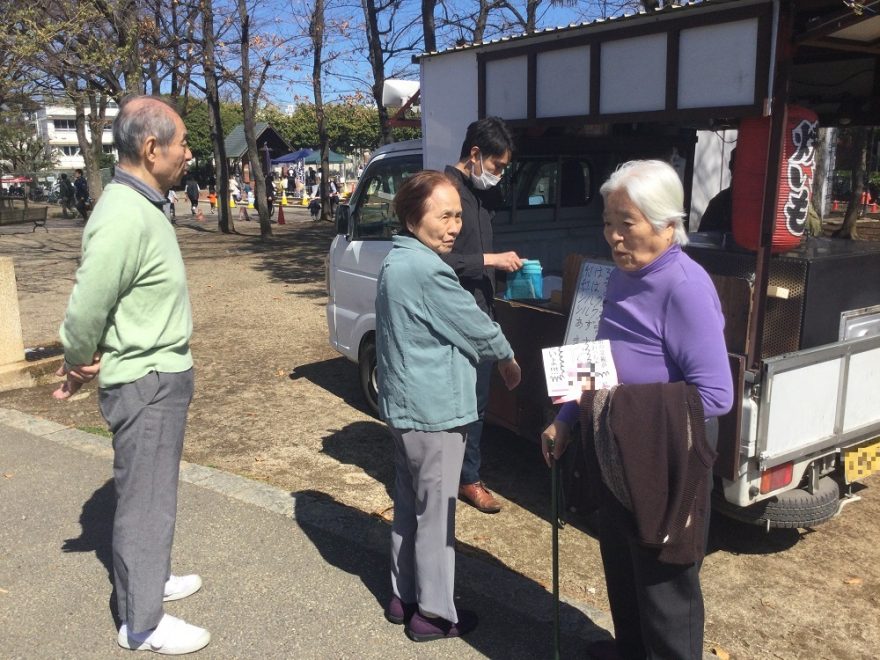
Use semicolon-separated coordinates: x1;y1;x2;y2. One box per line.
556;244;733;427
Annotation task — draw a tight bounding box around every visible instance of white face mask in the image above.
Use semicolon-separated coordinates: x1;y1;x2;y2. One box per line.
470;153;501;190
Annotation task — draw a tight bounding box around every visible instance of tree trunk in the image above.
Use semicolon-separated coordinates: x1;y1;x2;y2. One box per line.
422;0;437;52
116;0;145;96
86;89;108;189
236;1;271;239
362;0;392;145
839;126;867;240
71;90;103;202
311;0;332;222
812;127;829;219
202;0;233;233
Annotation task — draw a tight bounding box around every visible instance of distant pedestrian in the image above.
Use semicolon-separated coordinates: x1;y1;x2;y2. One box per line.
308;197;321;221
54;94;210;655
228;176;240;203
59;173;76;218
328;176;340;216
208;191;217;214
185;177;200;214
73;169;90;222
166;188;178;223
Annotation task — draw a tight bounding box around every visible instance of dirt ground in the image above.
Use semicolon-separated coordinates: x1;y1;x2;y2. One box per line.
2;208;879;659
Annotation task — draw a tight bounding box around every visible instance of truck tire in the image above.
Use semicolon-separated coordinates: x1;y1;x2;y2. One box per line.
359;337;379;415
712;476;840;529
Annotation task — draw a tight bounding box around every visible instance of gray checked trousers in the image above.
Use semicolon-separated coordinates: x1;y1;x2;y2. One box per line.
99;369;194;634
389;426;467;624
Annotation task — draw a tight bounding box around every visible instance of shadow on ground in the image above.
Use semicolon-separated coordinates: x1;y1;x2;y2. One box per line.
289;356;372;416
227;220;336;295
61;479;120;626
292;488;612;658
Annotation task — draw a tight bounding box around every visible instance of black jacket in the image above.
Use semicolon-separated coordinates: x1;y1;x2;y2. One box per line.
74;176;89;201
441;166;496;316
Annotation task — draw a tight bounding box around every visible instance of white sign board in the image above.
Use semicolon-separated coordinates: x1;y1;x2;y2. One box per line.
564;259;614;345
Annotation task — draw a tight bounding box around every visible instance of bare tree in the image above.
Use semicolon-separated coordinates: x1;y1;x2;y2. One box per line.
310;0;334;222
231;0;274;239
7;0;149;199
200;0;234;233
361;0;422;145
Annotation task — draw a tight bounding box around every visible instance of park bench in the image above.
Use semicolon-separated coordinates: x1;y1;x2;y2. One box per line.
0;205;49;232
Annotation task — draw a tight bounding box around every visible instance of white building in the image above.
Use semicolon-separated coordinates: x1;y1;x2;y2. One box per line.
33;101;119;171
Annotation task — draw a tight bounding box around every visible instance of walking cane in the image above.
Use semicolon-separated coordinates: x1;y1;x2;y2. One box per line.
548;438;564;660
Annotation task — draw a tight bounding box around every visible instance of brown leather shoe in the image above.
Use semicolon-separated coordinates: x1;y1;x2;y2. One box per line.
458;482;502;513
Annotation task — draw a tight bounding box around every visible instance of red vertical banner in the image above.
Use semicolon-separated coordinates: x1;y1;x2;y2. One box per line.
733;106;818;253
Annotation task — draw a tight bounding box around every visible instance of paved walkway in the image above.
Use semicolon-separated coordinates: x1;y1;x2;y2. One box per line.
0;407;613;658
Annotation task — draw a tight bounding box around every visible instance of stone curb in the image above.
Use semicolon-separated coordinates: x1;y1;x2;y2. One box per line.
0;405;614;643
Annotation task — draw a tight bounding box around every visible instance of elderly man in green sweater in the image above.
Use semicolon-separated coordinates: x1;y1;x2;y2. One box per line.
54;96;210;655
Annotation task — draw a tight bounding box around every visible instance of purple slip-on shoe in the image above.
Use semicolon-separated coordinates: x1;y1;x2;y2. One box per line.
385;595;417;625
405;610;478;642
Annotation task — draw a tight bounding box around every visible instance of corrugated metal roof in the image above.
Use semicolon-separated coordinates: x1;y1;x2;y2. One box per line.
416;0;735;59
224;122;270;159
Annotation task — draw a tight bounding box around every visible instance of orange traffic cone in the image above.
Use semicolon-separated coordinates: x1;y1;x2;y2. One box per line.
832;200;839;212
277;205;286;225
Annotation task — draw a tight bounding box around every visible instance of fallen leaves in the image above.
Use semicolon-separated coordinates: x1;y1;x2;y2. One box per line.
843;576;863;585
373;505;394;522
708;646;731;660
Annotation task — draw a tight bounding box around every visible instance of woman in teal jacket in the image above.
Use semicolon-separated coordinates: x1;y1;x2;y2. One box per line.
376;170;521;642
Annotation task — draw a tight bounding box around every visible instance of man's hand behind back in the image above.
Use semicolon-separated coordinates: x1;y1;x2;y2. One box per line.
53;354;101;400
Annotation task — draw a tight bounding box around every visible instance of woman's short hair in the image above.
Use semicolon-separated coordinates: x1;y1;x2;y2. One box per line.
394;170;458;230
113;95;179;165
599;160;689;246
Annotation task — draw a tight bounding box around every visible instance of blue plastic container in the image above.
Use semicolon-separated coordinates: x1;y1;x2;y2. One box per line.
504;259;543;300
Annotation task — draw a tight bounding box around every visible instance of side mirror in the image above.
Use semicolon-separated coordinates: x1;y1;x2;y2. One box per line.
335;204;350;236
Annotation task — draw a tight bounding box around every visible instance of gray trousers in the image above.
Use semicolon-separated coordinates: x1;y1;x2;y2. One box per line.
99;369;194;633
389;427;467;623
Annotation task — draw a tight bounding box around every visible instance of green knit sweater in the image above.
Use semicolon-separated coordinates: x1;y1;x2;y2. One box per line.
60;182;193;387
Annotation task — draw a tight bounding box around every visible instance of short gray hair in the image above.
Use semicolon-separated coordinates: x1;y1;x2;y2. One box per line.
599;160;689;246
113;95;180;164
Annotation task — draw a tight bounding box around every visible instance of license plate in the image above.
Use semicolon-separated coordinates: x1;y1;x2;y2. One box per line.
843;438;880;483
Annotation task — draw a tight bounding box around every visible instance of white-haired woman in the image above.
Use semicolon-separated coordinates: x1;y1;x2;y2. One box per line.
542;160;733;659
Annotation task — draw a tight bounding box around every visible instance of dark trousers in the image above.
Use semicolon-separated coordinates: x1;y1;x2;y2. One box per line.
99;369;194;633
599;495;705;659
599;418;718;659
76;198;88;221
459;360;493;485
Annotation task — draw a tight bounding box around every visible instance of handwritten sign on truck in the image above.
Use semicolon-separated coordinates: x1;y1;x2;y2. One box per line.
564;259;614;345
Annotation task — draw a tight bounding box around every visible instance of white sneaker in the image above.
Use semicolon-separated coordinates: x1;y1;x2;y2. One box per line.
163;574;202;602
118;614;211;655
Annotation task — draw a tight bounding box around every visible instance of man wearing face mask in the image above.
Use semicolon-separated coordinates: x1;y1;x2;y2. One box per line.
442;116;523;514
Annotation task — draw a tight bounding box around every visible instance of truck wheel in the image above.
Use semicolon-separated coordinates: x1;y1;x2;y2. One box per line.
359;338;379;415
712;476;840;529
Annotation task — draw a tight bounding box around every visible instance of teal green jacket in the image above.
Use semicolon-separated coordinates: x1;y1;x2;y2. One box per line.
60;182;193;387
376;235;513;431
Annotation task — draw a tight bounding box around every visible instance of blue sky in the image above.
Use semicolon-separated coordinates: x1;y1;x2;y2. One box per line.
255;0;640;108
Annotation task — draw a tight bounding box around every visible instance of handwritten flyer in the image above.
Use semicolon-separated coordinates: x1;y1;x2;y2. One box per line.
541;340;618;404
564;260;614;345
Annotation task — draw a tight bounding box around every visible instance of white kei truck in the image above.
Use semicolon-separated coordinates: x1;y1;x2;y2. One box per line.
326;0;880;528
